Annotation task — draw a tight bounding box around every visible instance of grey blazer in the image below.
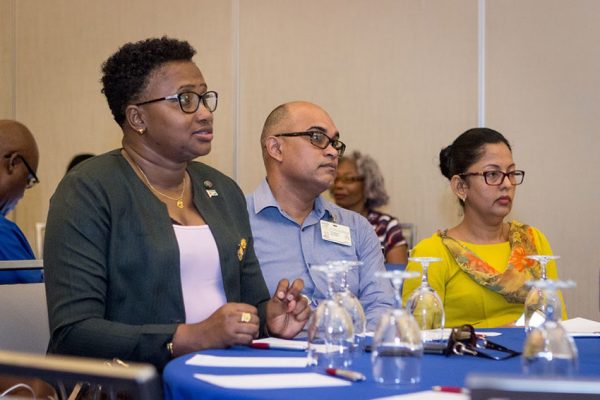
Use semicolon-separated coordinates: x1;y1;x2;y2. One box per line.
45;150;269;370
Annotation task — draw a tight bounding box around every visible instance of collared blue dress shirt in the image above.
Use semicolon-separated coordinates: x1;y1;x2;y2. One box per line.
0;215;43;284
247;179;394;330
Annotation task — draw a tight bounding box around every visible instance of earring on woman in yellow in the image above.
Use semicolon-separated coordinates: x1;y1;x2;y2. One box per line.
137;128;146;135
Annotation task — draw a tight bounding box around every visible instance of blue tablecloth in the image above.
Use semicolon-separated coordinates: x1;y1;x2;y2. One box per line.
163;329;600;400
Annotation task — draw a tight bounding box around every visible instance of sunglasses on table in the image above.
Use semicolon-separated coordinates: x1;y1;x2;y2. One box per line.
424;324;521;361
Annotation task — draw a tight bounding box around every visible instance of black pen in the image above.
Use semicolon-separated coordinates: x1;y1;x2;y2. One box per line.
325;368;366;382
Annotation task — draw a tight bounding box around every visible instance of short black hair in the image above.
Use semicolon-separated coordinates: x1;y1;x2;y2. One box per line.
439;127;512;180
101;36;196;126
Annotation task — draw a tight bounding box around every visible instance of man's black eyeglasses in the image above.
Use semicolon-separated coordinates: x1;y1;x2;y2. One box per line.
459;170;525;186
135;91;218;114
274;131;346;156
4;153;39;189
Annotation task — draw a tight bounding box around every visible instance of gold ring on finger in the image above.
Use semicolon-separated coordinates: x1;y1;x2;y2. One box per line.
240;312;252;323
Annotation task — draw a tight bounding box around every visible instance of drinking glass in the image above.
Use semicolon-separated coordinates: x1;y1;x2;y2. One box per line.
306;262;354;368
328;260;367;351
406;257;445;342
371;270;423;385
522;279;577;376
524;255;561;332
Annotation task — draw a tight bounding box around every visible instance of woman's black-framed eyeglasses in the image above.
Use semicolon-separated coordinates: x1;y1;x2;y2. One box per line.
273;131;346;156
135;90;218;114
459;170;525;186
334;175;365;184
4;153;39;189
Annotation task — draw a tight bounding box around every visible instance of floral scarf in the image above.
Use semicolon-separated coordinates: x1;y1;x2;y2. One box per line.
439;221;541;303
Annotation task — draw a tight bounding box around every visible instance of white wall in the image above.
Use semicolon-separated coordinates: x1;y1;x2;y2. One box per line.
2;0;598;320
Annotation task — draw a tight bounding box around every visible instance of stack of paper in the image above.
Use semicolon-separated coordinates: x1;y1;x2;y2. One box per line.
193;372;351;389
252;337;308;350
251;337;343;353
367;330;501;341
371;390;468;400
186;354;308;368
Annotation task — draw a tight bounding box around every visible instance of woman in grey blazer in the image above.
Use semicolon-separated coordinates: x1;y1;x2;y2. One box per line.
44;37;309;370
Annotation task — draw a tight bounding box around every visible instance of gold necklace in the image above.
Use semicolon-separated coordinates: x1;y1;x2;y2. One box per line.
125;151;186;209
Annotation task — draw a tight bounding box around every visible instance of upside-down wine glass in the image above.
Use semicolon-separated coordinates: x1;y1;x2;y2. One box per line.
524;255;561;332
307;262;354;368
406;257;445;342
371;270;423;385
328;260;367;352
522;279;578;376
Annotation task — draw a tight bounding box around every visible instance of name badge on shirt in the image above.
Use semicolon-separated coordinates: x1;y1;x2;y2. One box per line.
320;220;352;246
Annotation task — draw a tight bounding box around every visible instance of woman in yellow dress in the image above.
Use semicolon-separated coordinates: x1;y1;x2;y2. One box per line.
402;128;566;328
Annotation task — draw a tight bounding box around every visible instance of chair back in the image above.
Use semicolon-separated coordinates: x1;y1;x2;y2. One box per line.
0;260;49;354
384;263;407;271
35;222;46;259
468;373;600;399
399;222;416;250
0;350;161;400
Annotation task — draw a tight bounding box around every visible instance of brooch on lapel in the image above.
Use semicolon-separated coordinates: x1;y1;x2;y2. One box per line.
203;180;219;198
237;238;247;261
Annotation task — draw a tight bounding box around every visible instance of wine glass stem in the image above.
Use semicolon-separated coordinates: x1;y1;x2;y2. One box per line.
326;272;335;299
421;263;429;286
545;288;558;320
541;260;547;280
393;278;404;309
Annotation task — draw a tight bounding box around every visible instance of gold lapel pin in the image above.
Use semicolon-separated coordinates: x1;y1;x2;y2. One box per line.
237;238;247;261
203;180;219;197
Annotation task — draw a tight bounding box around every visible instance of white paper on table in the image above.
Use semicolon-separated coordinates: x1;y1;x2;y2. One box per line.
186;354;308;368
193;372;351;389
252;337;308;350
366;330;501;339
421;329;450;341
561;317;600;337
477;331;501;337
252;337;342;353
514;311;545;328
370;390;468;400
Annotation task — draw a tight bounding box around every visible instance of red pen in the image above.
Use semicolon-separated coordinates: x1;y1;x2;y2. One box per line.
249;342;306;351
325;368;366;382
432;386;469;394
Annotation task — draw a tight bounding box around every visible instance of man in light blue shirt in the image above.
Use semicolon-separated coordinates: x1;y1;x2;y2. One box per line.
247;101;393;330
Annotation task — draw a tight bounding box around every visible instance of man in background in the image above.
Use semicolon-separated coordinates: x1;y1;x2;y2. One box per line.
0;119;43;282
246;101;393;330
